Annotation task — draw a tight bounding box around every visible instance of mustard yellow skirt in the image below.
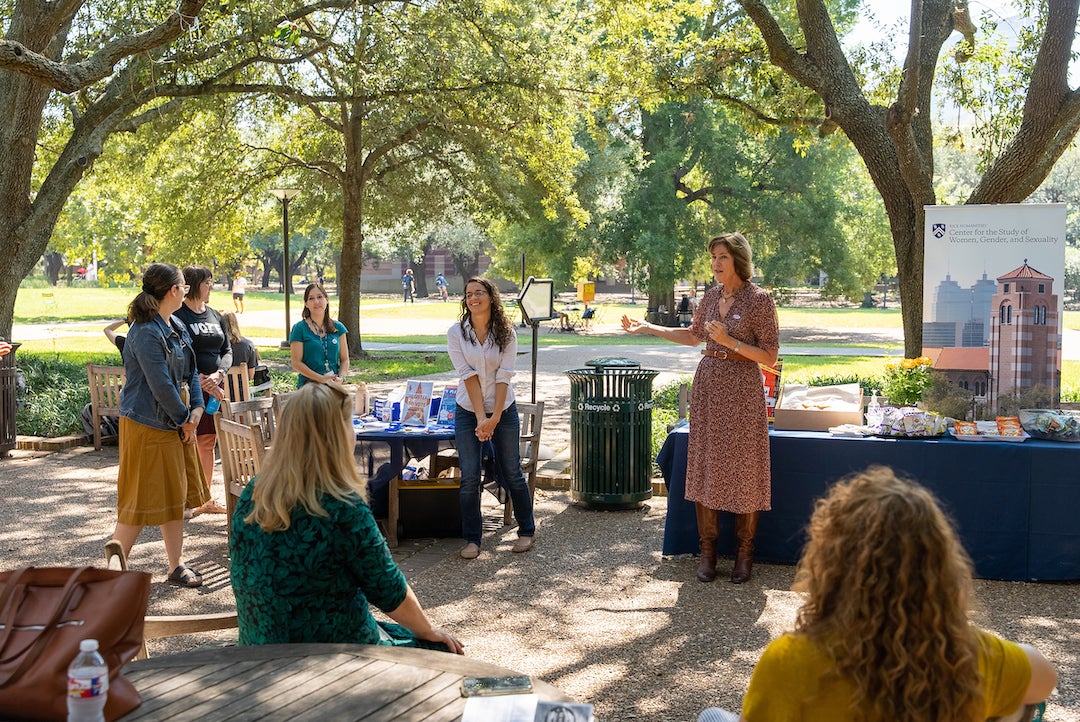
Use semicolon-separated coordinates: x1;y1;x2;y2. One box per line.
117;417;209;526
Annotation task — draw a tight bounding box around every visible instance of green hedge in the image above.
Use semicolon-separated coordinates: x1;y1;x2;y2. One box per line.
14;352;119;437
12;351;294;438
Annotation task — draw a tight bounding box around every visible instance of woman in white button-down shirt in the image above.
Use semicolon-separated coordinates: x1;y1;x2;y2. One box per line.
446;277;536;560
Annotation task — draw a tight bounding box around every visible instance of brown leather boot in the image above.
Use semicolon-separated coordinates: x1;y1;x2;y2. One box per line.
731;511;759;584
696;504;719;582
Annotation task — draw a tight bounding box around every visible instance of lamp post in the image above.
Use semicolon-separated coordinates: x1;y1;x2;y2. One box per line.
269;188;300;348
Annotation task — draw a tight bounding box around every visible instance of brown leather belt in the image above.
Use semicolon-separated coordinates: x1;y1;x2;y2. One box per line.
701;347;755;363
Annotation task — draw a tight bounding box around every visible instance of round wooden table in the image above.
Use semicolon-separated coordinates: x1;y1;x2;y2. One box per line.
122;643;571;720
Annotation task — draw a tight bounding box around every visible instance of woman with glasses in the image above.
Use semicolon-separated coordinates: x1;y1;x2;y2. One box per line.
106;263;209;588
175;265;232;516
230;382;464;653
290;283;349;387
447;277;535;559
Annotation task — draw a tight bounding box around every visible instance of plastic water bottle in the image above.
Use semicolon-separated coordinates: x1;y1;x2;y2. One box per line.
205;395;220;415
865;390;883;428
67;639;108;722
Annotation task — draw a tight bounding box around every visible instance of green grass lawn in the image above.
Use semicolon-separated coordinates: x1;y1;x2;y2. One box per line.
12;284;467;323
11;282;1079;399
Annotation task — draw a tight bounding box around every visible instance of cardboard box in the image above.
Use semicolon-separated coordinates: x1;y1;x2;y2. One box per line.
398;483;462;539
772;384;863;432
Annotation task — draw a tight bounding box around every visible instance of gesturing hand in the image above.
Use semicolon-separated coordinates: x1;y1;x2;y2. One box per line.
705;320;731;346
621;315;648;334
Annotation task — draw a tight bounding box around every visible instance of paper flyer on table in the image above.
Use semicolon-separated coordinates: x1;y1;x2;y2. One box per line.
462;695;594;722
461;693;538;721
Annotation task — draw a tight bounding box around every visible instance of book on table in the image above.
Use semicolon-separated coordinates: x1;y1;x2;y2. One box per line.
436;385;458;426
401;380;434;426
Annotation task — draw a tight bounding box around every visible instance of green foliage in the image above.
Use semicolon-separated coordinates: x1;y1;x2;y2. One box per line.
652;378;690;411
996;384;1057;417
650;379;689;471
934;12;1040;169
922;374;976;420
881;356;935;407
258;348;454;384
14;353;116;437
768;286;794;305
1062;360;1080;402
795;372;875;396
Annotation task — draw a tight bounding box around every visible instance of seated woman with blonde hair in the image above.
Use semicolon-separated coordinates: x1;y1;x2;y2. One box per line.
700;465;1057;722
229;382;463;653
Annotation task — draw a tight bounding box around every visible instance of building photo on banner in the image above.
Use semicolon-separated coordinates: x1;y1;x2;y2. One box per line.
923;203;1066;409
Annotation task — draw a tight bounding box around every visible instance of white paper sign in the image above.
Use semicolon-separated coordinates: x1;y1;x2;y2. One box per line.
462;693;539;722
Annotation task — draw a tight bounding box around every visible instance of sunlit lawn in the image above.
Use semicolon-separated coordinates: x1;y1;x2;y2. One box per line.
13;284;462;323
11;284;1079;396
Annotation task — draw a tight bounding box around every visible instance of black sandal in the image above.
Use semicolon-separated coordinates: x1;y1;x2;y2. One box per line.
167;564;203;588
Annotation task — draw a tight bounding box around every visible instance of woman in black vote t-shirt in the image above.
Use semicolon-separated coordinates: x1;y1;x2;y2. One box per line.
174;265;232;516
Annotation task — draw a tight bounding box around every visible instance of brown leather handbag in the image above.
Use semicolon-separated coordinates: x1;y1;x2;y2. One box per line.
0;566;151;721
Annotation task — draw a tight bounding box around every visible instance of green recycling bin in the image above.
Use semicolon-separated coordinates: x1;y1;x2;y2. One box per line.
566;357;659;508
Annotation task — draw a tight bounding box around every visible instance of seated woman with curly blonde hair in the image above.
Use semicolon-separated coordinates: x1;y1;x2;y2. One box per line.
229;382;463;653
700;465;1057;722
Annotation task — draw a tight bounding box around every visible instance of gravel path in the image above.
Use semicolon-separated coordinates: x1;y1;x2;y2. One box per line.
5;306;1077;720
1;447;1077;721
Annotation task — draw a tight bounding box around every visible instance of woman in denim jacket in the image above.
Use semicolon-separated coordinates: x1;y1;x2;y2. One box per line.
107;263;210;588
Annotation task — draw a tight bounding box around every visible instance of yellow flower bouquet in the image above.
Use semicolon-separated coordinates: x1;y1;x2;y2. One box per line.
881;356;934;407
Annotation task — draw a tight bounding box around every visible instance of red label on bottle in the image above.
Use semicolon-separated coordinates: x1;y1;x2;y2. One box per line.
68;675;105;698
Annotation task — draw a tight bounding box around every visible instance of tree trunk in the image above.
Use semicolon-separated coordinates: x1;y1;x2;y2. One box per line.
412;241;431;298
0;4;61;341
646;262;676;326
738;0;1080;358
0;1;209;340
340;104;366;358
452;252;481;285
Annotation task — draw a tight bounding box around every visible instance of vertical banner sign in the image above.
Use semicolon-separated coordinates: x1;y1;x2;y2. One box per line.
923;204;1066;409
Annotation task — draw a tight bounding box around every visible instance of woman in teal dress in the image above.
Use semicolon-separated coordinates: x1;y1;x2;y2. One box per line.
289;283;349;387
229;382;464;652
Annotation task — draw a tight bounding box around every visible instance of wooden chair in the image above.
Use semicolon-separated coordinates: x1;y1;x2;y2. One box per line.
505;401;544;524
139;613;239;660
215;416;266;536
105;541;237;659
86;363;125;450
225;363;250;402
272;390;294;420
665;381;692;432
220;396;276;447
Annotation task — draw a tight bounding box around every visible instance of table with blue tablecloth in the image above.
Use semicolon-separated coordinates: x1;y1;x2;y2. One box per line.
356;425;457;546
657;425;1080;581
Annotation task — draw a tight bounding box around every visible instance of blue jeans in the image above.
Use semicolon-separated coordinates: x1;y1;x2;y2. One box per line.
456;404;535;545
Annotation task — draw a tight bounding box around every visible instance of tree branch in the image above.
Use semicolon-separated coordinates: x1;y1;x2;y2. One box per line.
971;0;1080;202
0;0;209;93
738;0;822;87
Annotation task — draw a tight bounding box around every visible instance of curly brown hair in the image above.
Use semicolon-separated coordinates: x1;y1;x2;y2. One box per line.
457;277;513;351
793;466;983;722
